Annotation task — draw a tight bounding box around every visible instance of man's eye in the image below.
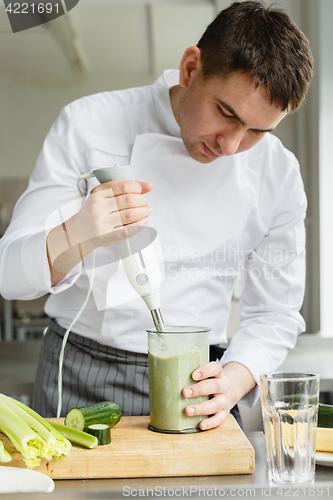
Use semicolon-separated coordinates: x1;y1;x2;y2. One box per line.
251;129;264;136
218;106;233;118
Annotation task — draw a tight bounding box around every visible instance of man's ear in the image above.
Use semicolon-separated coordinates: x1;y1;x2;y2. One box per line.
179;46;202;88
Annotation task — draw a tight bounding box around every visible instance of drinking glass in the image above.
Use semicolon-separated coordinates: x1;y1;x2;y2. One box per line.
259;371;320;485
147;326;210;433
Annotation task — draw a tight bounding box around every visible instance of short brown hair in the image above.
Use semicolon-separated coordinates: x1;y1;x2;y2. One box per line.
197;1;313;111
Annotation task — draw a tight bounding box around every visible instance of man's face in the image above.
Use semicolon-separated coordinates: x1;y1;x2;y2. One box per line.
173;63;286;163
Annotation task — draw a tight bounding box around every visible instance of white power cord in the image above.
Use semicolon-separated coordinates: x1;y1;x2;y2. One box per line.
56;173;95;418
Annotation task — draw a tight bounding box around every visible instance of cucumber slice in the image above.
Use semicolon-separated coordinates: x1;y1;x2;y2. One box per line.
86;424;111;445
64;408;85;431
65;401;122;431
318;403;333;428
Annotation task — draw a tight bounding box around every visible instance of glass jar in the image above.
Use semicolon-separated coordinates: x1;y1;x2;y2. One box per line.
147;326;210;433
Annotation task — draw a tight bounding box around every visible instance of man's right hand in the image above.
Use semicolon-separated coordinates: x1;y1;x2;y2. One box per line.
46;180;153;286
68;180;153;248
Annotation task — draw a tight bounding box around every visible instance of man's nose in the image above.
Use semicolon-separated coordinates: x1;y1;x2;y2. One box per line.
216;126;244;156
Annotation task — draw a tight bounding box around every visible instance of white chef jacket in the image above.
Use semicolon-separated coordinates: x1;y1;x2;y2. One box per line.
0;70;307;406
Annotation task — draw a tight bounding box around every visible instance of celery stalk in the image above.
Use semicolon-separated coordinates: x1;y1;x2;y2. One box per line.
5;394;97;448
1;394;57;446
2;394;97;449
0;394;71;458
0;394;71;469
0;397;47;468
49;421;98;448
0;440;12;463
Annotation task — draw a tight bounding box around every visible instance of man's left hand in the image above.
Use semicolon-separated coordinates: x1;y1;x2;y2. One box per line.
182;361;256;430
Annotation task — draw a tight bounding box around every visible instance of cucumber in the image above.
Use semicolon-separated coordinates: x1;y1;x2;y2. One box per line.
318;403;333;428
86;424;111;445
65;401;122;431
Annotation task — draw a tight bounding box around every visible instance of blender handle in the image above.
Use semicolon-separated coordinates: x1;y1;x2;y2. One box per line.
92;165;165;332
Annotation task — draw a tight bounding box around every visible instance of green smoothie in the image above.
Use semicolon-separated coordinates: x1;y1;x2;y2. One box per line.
148;347;209;432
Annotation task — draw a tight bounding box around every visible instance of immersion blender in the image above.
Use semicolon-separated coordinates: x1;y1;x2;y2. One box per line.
77;164;165;332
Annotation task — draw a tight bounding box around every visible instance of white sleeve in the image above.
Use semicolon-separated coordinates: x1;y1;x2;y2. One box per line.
0;106;83;300
220;163;307;406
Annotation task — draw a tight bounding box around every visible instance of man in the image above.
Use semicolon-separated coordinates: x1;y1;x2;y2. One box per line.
0;1;313;428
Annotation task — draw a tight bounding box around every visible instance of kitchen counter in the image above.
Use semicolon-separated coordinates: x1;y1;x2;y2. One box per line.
1;432;333;499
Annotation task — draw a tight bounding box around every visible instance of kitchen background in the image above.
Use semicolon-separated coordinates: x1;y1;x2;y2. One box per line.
0;0;332;430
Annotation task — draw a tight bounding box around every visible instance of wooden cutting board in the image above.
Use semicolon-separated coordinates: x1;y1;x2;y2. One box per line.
0;415;254;479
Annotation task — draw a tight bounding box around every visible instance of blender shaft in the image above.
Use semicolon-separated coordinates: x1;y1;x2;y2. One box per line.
151;308;165;332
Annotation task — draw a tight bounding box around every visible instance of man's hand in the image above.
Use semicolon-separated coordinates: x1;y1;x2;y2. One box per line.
182;361;256;430
47;179;153;286
71;179;153;248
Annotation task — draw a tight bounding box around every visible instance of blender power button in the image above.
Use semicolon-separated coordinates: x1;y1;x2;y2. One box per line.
136;273;149;286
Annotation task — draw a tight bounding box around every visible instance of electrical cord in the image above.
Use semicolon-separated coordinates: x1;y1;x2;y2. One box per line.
56;173;96;418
